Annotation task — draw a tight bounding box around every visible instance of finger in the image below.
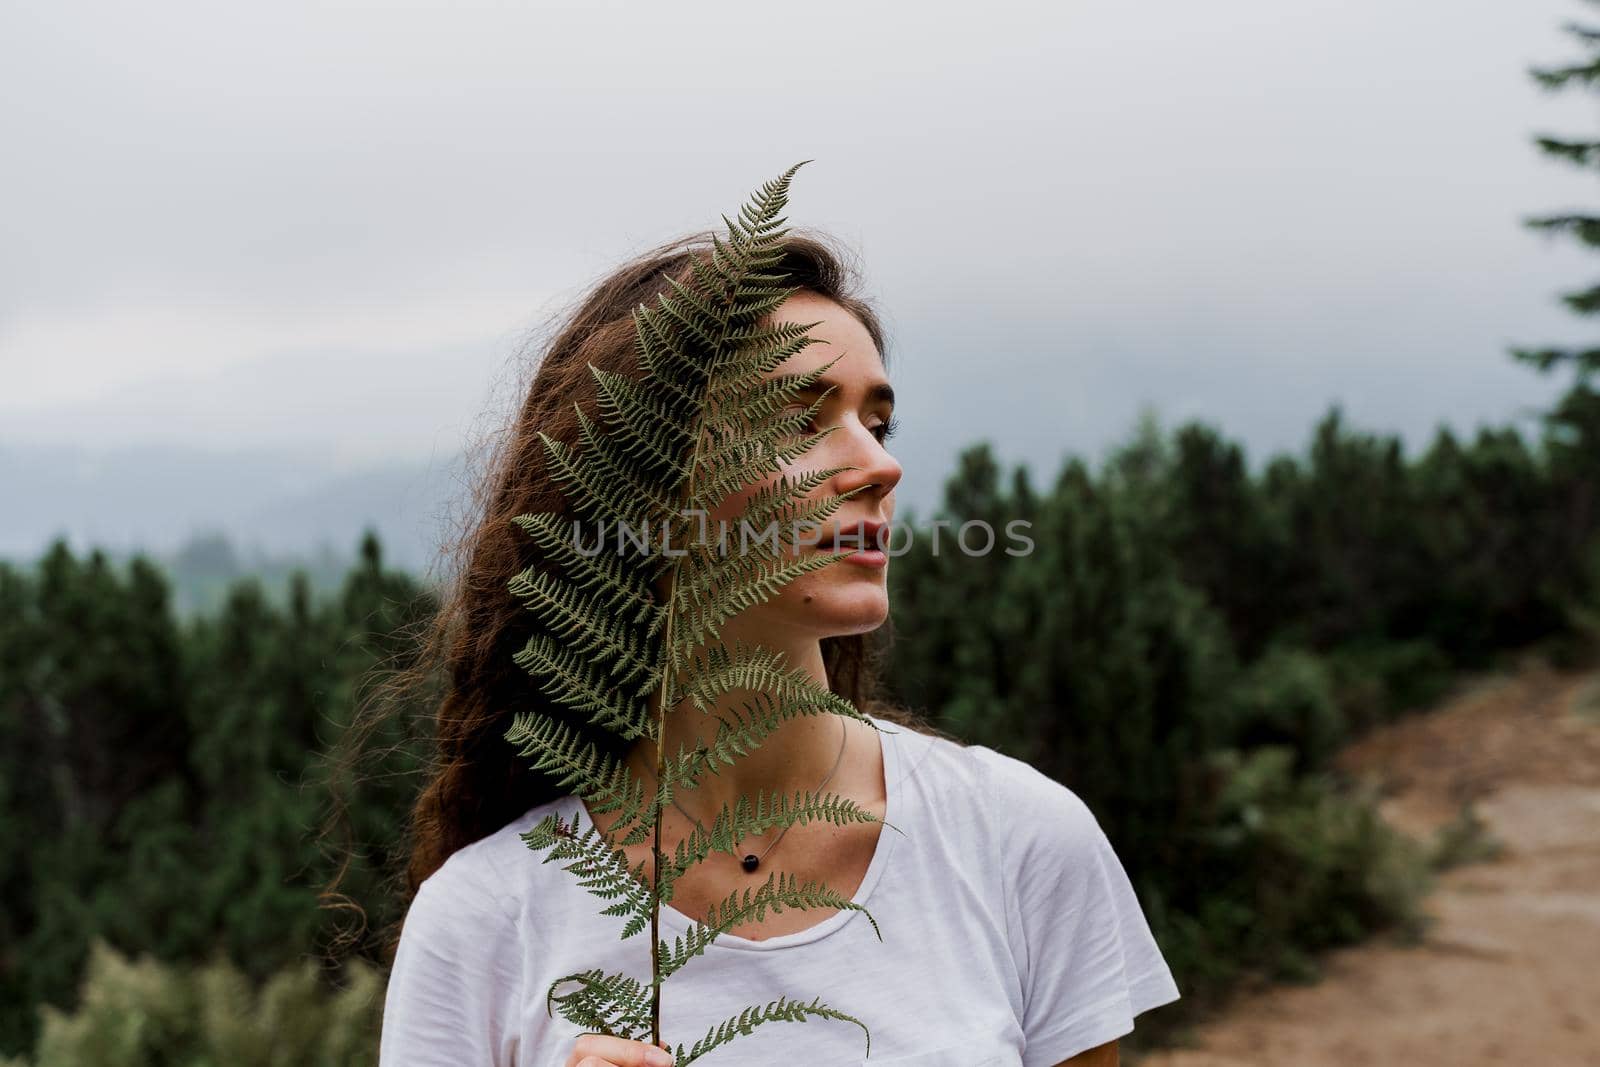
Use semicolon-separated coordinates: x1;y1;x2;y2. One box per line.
572;1033;675;1067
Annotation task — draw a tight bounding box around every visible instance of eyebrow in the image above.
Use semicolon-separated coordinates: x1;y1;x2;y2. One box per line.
796;377;895;409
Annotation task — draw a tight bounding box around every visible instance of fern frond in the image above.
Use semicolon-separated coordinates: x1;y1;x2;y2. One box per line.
512;635;653;740
657;868;882;983
508;160;890;1056
653;684;876;798
508;512;664;626
572;405;683;518
669;639;874;724
508;571;660;691
504;710;650;831
588;365;696;478
670;548;858;657
692;423;840;504
700;393;828;475
659;787;895;899
632;305;713;411
538;430;664;533
673;994;870;1065
546;967;654;1038
723;465;863;541
702;332;836;414
522;811;654;938
703;351;841;434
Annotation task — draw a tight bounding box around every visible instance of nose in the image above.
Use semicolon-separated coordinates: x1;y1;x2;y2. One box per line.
834;420;902;508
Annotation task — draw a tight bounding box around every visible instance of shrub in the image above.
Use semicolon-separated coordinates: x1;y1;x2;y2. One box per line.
1324;639;1454;733
1224;647;1344;771
1428;803;1505;871
12;941;380;1067
1156;747;1430;995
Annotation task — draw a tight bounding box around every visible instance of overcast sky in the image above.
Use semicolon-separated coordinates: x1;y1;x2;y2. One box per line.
3;0;1597;534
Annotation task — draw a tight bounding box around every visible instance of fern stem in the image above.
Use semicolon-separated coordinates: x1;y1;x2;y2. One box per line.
651;210;737;1050
651;620;668;1045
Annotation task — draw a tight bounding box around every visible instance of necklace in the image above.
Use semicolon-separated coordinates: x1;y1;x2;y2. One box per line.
644;716;848;874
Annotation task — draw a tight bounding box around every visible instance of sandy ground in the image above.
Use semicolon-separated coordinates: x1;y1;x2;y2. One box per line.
1141;660;1600;1067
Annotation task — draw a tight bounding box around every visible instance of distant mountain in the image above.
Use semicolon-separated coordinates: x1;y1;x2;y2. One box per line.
0;441;472;573
0;430;951;598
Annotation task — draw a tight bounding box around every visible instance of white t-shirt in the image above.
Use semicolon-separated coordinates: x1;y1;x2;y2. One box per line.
380;715;1180;1067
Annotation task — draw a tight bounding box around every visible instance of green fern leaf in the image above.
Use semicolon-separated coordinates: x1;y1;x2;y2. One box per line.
547;967;654;1037
673;995;870;1066
659;787;903;903
508;160;888;1059
656;869;882;984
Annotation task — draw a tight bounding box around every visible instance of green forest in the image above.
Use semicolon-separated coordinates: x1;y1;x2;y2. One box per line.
4;374;1600;1063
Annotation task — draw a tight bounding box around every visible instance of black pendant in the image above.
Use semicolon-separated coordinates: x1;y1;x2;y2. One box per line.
741;854;760;873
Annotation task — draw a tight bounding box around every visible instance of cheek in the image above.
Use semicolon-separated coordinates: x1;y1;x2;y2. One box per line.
706;465;790;526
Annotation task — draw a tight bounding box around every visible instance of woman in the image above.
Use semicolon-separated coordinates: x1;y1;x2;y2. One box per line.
376;230;1180;1066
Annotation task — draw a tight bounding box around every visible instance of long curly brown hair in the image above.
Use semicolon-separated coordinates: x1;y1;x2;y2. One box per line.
324;227;947;963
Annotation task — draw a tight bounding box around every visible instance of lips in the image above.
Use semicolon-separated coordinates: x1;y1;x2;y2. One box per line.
815;520;888;551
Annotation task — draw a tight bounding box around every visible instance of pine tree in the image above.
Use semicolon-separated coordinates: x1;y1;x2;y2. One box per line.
504;162;897;1062
1514;1;1600;379
1514;4;1600;631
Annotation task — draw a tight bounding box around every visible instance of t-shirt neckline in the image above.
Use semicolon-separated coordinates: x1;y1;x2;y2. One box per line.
574;713;903;953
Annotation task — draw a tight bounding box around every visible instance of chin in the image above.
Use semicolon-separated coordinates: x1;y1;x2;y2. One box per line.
792;587;890;638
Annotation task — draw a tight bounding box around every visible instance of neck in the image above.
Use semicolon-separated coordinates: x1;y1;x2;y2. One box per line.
626;622;848;825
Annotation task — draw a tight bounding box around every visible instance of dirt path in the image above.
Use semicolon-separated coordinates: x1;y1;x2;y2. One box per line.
1142;661;1600;1067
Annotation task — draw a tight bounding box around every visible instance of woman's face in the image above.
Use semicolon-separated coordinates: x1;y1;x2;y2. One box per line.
706;290;902;643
